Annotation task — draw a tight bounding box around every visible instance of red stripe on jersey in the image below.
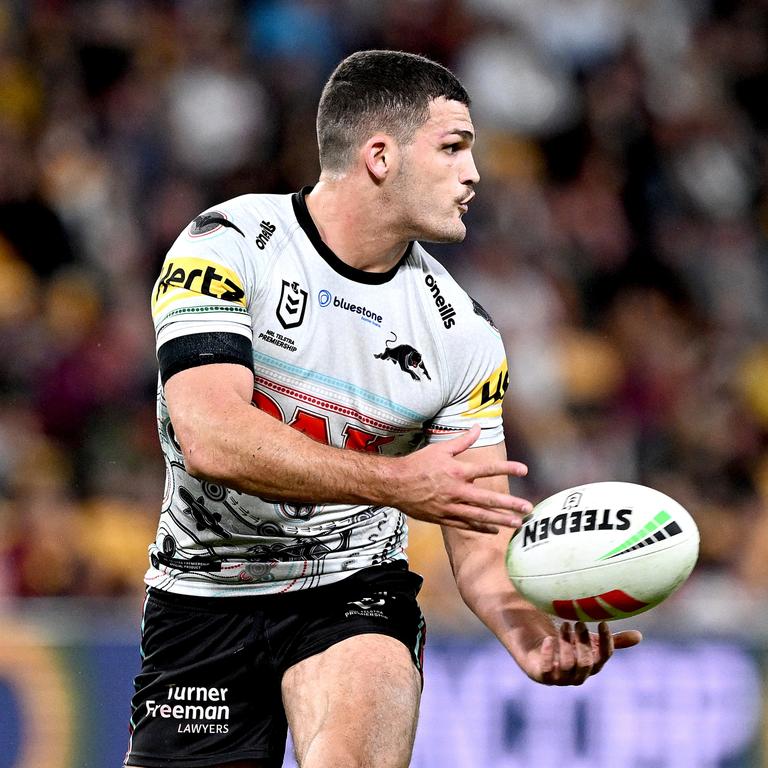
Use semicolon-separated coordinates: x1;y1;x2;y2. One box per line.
254;376;412;434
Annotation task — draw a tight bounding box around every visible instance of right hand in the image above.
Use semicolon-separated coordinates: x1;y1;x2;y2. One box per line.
393;425;532;533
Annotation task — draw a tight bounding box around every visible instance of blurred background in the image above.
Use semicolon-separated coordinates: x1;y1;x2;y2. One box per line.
0;0;767;765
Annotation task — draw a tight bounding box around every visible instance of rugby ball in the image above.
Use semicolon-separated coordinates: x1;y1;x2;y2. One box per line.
506;482;699;621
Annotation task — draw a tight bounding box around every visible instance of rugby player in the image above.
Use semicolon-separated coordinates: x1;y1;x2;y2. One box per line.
126;50;642;768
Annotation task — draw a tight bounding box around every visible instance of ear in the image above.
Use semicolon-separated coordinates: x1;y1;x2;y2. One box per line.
362;134;397;181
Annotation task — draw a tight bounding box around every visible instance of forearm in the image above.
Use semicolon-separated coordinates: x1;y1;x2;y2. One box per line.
164;365;530;531
173;392;397;504
444;528;558;665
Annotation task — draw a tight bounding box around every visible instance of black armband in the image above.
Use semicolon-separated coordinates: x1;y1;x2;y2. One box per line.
158;332;253;385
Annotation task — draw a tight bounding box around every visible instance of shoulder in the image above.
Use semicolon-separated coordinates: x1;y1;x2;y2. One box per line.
153;193;298;314
408;242;501;341
171;192;296;252
162;192;300;284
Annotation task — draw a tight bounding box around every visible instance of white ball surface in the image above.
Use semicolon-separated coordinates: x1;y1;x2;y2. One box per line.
506;481;699;620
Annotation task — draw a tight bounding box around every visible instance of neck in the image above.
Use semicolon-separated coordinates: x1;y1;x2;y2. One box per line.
305;176;411;273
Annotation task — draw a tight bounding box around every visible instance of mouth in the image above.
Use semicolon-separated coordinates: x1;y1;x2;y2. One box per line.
457;192;475;212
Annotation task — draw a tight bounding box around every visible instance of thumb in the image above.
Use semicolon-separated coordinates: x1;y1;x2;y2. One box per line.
613;630;643;649
446;424;481;456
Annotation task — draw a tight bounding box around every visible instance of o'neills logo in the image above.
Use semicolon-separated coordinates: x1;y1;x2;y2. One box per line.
145;685;230;734
255;220;276;250
424;274;456;329
520;508;632;549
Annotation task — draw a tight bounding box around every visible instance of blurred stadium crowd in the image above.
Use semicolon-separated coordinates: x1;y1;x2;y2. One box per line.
0;0;767;632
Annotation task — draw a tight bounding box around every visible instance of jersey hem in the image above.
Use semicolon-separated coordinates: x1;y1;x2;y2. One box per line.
143;557;410;597
425;430;505;447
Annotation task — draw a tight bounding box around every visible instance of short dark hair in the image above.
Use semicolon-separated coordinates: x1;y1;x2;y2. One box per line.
316;50;470;173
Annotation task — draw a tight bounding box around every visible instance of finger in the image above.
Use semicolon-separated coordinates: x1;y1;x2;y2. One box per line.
538;635;557;684
551;621;591;685
459;486;532;515
612;629;643;649
590;621;614;676
575;621;595;669
463;460;530;481
557;622;576;672
446;424;481;456
599;621;614;658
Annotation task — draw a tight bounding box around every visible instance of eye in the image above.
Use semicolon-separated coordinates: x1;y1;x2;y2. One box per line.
443;143;461;154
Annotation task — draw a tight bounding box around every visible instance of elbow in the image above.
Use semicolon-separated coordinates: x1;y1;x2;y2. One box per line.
181;446;215;483
179;433;250;494
183;453;213;482
178;433;228;484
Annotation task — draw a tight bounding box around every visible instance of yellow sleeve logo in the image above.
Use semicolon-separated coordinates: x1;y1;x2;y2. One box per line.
463;359;509;419
152;257;246;317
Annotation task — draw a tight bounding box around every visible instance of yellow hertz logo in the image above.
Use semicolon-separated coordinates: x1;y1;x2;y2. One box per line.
152;257;246;317
463;360;509;419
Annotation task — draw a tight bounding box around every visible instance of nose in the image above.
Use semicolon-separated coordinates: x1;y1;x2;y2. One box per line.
461;151;480;186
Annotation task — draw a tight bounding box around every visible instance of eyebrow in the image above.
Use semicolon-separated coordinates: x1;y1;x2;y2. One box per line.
443;129;475;143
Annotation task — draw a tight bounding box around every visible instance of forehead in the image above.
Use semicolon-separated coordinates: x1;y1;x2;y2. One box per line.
421;97;474;138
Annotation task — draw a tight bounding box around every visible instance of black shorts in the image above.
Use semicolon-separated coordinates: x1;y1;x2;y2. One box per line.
124;562;425;768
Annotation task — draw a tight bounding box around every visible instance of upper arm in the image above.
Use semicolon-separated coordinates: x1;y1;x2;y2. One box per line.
442;442;515;571
163;363;256;470
164;363;255;432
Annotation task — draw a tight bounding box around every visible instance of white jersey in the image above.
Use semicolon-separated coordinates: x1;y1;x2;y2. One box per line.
148;189;509;596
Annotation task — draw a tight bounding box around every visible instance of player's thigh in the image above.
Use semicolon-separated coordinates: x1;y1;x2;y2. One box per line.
282;633;421;768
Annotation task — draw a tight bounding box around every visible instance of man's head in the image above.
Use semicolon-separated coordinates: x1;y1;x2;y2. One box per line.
317;50;479;244
317;50;470;174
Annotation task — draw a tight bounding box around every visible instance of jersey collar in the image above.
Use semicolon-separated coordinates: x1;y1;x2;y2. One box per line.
292;186;412;285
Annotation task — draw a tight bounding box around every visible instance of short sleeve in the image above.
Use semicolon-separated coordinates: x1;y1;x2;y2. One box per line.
151;210;255;351
425;325;509;449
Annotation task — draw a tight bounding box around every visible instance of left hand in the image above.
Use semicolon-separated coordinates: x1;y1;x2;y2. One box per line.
522;621;643;686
